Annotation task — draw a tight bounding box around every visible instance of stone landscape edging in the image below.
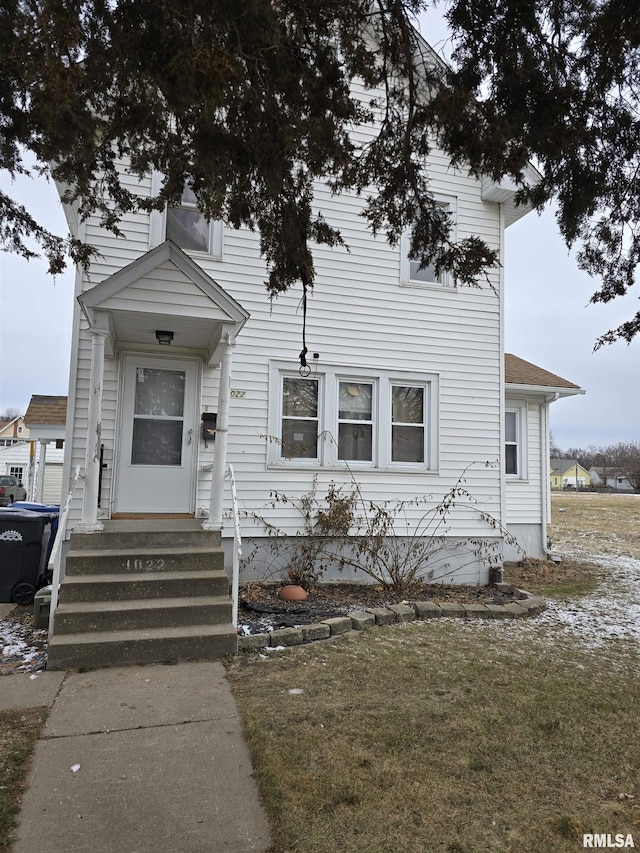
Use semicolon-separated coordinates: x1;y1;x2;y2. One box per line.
237;583;545;651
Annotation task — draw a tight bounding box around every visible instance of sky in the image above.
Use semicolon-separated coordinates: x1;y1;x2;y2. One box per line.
1;13;639;453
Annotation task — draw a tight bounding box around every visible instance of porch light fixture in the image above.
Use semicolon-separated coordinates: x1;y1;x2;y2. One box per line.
155;330;174;346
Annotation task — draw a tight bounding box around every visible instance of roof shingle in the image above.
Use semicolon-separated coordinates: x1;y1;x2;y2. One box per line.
505;354;581;390
24;395;68;427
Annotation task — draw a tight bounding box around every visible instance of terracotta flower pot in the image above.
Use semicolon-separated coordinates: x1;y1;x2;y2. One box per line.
278;584;308;602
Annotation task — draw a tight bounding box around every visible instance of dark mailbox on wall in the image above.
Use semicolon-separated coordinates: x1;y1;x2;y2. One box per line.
202;412;217;445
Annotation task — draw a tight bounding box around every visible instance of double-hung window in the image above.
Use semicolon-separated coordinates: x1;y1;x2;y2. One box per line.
281;376;320;460
338;381;374;462
400;196;457;288
269;364;438;471
504;404;527;478
391;385;425;463
149;173;223;256
166;184;223;256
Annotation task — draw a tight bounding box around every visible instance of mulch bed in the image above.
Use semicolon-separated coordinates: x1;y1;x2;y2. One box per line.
238;581;516;635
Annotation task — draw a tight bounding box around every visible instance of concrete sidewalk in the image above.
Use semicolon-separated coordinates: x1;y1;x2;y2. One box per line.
3;662;271;853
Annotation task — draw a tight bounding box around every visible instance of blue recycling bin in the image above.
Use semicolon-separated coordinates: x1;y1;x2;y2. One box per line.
10;502;60;573
0;508;48;604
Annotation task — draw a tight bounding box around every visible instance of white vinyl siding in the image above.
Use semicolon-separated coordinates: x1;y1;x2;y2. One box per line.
505;400;543;525
66;98;506;543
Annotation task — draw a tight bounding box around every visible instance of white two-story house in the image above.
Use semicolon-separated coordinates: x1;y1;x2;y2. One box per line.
47;46;582;668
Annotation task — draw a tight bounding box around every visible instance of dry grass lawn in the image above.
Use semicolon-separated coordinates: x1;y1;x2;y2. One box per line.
0;708;47;851
229;491;640;852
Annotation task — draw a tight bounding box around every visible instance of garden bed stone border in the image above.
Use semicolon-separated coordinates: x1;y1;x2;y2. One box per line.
237;583;545;651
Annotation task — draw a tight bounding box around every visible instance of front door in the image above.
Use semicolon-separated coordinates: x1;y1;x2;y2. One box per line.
115;355;199;513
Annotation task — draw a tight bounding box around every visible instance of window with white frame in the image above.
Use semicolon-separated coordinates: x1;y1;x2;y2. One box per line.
269;364;437;470
8;465;24;483
338;381;374;462
281;376;320;459
505;406;527;478
400;197;457;288
391;385;425;463
165;183;223;256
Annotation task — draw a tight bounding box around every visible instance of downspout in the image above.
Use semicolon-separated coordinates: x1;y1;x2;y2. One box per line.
540;393;559;559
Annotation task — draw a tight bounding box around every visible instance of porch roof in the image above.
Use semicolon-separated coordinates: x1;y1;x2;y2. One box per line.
78;241;250;365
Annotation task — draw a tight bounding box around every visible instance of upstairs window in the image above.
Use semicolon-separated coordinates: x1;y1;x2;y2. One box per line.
400;197;457;288
165;184;223;257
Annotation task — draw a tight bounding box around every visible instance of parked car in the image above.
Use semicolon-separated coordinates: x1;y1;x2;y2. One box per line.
0;475;27;506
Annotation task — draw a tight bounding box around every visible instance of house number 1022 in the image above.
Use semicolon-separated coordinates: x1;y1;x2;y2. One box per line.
125;558;165;570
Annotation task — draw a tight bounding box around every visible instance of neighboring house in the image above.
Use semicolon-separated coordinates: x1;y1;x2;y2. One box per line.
0;442;64;504
550;459;591;490
589;467;635;493
46;37;584;667
23;395;67;504
0;415;29;446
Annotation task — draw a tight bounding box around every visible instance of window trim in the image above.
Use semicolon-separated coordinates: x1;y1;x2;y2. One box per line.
504;402;528;480
400;195;458;289
268;362;439;472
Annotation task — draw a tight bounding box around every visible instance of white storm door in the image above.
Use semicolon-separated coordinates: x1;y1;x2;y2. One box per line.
116;356;199;513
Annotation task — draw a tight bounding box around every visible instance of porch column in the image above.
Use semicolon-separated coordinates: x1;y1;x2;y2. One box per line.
202;333;234;531
27;441;37;501
35;440;49;502
76;328;108;532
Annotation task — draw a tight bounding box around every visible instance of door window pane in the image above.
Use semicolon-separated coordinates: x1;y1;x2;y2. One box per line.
135;369;185;417
131;419;183;466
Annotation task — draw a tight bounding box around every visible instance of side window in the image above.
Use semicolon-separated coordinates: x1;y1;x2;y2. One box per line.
505;409;520;476
400;197;457;288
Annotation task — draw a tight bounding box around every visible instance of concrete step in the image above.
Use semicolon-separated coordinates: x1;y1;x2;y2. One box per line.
65;546;224;576
54;596;233;633
69;520;221;551
46;623;238;670
57;571;230;603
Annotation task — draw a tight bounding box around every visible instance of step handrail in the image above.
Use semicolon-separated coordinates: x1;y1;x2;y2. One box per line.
47;465;82;639
226;464;242;628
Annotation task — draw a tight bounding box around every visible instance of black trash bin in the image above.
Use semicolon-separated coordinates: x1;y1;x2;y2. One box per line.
0;509;47;604
10;502;60;582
